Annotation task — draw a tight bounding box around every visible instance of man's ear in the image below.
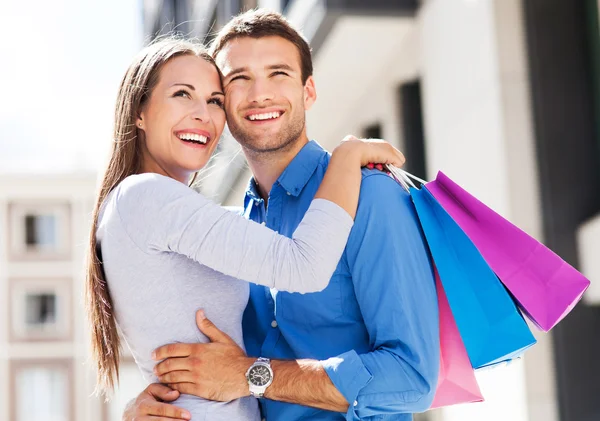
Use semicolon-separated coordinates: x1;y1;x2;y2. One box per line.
303;76;317;111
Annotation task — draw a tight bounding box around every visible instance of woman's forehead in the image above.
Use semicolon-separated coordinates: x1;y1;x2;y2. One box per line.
158;55;221;88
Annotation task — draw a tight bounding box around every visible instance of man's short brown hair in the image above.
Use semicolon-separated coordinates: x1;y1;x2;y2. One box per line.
210;9;313;84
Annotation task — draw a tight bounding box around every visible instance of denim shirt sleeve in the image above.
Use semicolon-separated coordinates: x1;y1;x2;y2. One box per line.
321;172;440;420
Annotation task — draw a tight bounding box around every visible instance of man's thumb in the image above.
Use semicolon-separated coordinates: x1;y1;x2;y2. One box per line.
196;309;229;343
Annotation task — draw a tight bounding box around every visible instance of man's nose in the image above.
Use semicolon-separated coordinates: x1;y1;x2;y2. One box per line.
247;79;275;104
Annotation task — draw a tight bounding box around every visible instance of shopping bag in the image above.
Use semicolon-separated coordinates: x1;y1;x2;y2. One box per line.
407;183;536;369
426;171;590;332
431;268;484;409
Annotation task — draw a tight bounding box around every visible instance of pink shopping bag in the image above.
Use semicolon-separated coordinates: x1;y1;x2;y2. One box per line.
431;269;483;409
426;171;590;332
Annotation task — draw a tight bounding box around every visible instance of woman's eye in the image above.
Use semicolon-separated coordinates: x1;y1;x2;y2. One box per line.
173;90;191;98
208;97;224;108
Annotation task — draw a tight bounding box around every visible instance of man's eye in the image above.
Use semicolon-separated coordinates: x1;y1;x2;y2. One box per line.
173;90;191;98
272;71;288;77
230;75;249;82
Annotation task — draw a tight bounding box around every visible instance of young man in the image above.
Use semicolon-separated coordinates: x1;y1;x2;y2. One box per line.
124;9;439;421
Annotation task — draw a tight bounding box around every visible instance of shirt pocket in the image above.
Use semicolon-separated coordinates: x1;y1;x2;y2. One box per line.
278;270;348;328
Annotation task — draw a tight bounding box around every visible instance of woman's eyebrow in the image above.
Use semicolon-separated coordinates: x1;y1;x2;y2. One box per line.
212;91;225;96
170;83;195;90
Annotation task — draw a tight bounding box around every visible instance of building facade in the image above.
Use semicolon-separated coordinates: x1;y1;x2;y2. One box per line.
0;173;147;421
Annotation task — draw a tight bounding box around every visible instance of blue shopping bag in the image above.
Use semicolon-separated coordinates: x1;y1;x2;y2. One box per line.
410;186;536;369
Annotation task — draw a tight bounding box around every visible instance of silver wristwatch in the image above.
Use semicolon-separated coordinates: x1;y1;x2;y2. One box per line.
246;357;273;398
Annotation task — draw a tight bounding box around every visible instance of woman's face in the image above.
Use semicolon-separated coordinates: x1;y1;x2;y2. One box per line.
137;54;226;183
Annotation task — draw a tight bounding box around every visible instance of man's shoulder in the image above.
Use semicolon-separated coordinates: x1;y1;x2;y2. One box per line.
358;169;410;201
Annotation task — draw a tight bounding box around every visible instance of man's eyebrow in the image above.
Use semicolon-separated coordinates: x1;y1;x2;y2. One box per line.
224;63;296;79
224;67;248;79
267;64;295;72
170;83;195;90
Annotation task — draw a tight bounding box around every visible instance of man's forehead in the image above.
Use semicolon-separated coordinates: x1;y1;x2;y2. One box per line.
215;36;301;74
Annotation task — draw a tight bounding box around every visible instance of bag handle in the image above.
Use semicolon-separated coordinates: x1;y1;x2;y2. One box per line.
386;165;427;192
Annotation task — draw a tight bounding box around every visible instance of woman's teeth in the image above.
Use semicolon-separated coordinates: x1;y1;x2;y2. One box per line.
248;112;281;121
178;133;208;144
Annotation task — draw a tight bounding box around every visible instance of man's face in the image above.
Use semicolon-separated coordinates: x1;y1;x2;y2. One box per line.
216;36;316;154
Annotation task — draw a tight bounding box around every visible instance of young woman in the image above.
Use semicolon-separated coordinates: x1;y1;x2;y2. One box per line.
86;37;404;420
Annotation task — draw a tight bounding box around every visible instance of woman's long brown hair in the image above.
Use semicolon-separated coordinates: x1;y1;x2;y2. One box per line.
85;36;218;398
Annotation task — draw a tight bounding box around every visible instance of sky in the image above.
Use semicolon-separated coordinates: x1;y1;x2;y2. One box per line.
0;0;144;174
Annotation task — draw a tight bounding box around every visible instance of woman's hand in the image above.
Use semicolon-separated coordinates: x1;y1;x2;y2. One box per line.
334;135;405;169
122;383;190;420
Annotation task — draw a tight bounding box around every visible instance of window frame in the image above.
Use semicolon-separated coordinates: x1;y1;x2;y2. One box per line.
8;202;71;261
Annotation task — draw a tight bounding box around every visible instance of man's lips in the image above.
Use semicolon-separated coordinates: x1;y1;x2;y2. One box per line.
244;108;285;123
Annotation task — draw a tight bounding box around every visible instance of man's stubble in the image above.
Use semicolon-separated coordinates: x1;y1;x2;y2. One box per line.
227;106;307;162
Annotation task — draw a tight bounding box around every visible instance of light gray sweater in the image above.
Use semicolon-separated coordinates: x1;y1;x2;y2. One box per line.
96;173;354;421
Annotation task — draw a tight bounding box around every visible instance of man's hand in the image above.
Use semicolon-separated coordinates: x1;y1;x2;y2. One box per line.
153;310;254;402
122;383;190;421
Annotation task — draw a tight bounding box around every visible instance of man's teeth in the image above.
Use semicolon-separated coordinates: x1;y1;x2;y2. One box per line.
248;112;281;121
178;133;208;144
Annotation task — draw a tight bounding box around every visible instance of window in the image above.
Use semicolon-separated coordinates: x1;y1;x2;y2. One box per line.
9;202;70;259
11;362;72;421
25;293;57;328
363;123;382;140
10;279;71;342
25;214;58;248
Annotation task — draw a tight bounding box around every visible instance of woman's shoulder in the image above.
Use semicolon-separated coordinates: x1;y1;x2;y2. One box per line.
115;173;195;206
116;173;183;196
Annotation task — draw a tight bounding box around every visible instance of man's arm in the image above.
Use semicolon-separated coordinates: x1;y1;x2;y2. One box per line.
154;174;439;418
319;173;440;419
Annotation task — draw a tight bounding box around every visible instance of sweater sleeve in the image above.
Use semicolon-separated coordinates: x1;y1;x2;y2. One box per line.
113;174;353;293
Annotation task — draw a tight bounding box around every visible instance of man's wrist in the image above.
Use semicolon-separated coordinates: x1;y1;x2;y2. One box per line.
237;356;255;398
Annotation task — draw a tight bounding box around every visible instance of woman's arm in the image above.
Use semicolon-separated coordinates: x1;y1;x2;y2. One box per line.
115;138;404;293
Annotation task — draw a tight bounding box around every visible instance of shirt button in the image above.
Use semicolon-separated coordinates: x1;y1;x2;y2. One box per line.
286;191;291;195
261;221;266;226
271;320;278;328
353;400;358;407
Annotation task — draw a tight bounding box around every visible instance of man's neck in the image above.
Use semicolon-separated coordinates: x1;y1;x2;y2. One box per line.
245;136;310;201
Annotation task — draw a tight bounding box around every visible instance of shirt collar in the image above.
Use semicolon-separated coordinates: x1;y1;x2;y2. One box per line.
245;177;263;203
244;140;327;201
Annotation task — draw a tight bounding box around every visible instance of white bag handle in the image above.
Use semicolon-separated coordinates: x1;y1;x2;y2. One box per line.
385;165;427;192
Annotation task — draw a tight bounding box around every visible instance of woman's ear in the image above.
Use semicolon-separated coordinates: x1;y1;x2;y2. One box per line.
136;114;144;130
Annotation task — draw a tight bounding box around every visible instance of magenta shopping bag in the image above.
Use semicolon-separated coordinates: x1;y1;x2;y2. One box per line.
426;171;590;332
431;269;483;409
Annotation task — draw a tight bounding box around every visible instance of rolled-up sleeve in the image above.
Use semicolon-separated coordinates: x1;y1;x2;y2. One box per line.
322;173;440;420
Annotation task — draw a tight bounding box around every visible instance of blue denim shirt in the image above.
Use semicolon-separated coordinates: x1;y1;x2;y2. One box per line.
242;140;439;421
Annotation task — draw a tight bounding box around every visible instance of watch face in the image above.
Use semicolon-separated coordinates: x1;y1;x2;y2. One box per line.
248;364;272;386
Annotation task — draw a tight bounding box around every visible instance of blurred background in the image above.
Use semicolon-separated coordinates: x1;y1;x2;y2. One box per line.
1;0;599;420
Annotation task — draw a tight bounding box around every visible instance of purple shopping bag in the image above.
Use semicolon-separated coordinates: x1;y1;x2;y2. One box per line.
426;171;590;332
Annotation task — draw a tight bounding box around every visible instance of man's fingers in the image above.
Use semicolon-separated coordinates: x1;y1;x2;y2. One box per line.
169;382;199;397
155;357;198;377
139;399;191;420
153;343;192;361
196;309;235;344
144;383;180;402
158;370;196;385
